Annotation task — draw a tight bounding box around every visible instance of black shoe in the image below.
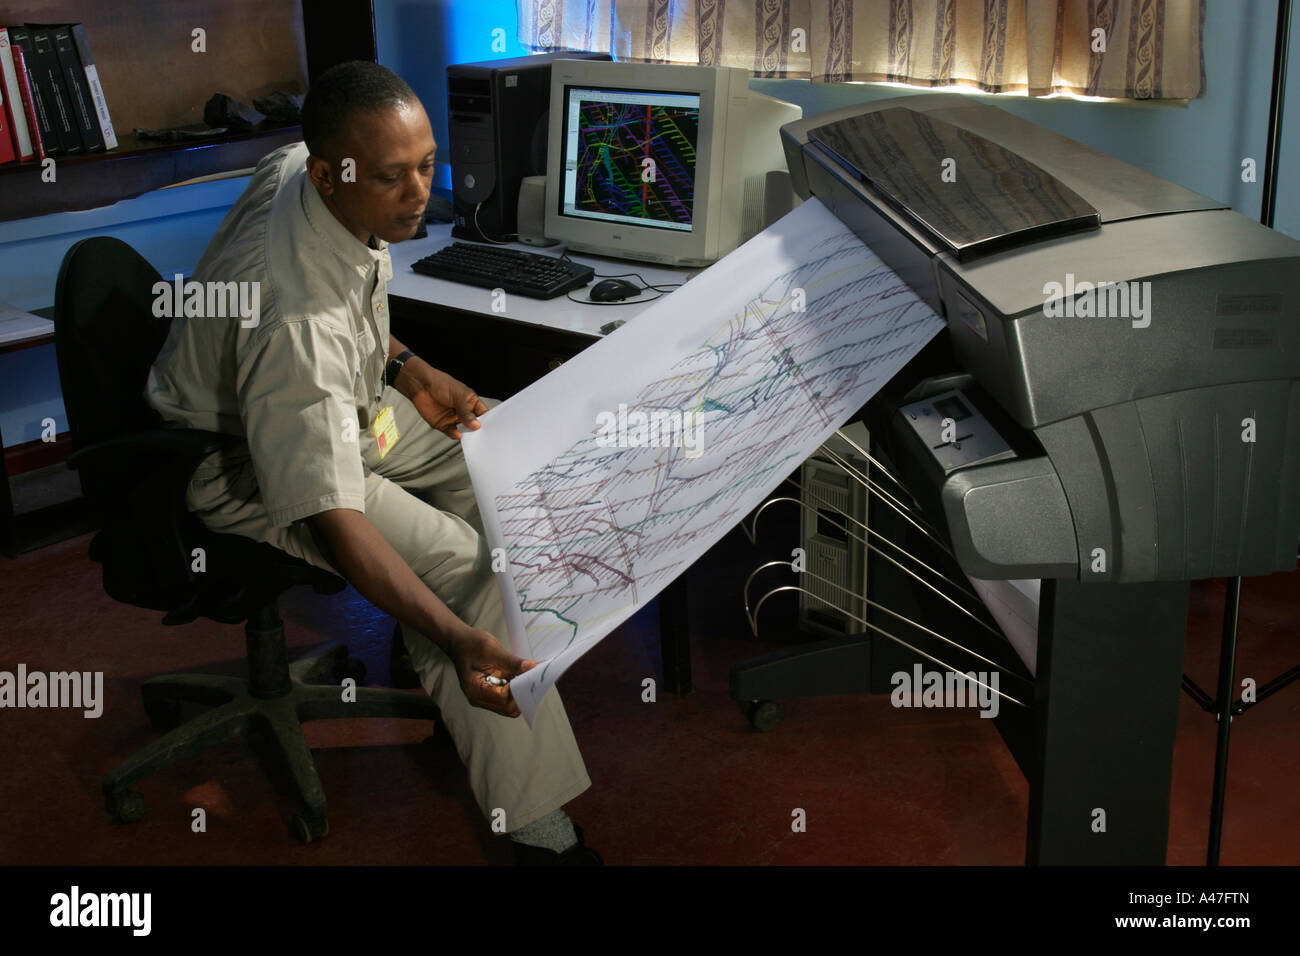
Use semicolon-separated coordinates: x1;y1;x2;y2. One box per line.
514;823;604;865
390;623;421;689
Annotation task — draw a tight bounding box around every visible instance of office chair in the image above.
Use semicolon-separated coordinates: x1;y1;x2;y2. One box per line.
53;236;439;844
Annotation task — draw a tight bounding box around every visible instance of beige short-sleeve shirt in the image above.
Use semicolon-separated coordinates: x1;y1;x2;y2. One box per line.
146;142;394;529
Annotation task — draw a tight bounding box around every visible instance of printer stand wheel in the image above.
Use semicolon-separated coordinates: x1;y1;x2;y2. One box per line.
105;786;146;824
744;700;783;732
290;810;329;845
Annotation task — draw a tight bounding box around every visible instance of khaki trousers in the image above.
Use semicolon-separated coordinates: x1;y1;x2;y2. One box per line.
185;387;591;830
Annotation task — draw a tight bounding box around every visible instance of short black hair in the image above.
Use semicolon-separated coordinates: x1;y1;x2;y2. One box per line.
301;60;418;160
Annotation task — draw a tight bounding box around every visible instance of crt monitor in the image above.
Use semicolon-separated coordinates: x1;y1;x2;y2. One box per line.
544;60;802;267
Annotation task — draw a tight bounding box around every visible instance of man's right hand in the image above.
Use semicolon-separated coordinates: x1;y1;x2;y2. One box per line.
310;508;530;714
445;628;535;717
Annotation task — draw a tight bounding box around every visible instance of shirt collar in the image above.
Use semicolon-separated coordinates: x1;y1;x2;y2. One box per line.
299;172;389;274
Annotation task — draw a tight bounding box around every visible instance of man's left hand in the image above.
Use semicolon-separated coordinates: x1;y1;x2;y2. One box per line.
396;358;487;440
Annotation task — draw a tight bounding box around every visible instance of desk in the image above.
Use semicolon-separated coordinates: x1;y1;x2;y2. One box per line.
0;306;60;555
386;224;700;694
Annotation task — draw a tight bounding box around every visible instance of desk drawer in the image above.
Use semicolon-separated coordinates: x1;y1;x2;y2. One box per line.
508;342;585;389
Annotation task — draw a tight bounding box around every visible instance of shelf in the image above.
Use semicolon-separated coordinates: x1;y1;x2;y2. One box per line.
0;125;303;223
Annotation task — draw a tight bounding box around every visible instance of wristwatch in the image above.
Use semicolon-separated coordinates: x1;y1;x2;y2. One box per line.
384;349;414;388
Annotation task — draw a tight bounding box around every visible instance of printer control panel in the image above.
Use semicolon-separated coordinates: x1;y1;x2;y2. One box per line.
898;389;1015;474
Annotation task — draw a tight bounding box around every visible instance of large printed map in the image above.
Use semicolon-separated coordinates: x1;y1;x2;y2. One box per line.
461;198;944;722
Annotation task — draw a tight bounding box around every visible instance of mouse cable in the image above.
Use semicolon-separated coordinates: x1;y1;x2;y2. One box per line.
558;253;685;294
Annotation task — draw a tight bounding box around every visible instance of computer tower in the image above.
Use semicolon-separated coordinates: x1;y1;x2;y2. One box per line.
799;422;870;636
446;51;610;243
302;1;377;83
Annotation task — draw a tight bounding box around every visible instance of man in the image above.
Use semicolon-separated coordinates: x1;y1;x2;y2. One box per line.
146;61;599;864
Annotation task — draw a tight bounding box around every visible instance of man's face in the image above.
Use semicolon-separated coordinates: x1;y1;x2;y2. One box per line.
309;100;436;245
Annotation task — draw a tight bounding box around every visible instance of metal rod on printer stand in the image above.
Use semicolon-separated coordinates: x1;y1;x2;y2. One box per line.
832;428;933;517
769;485;995;623
795;482;986;609
1260;0;1291;228
745;560;1029;689
748;584;1028;709
820;445;946;547
1203;0;1291;868
1207;578;1242;866
823;445;933;531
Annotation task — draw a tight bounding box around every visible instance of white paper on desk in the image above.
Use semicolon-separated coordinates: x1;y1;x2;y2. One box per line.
461;198;945;724
0;301;54;346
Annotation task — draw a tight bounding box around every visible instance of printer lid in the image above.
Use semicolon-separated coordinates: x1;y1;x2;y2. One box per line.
803;100;1227;261
808;107;1101;260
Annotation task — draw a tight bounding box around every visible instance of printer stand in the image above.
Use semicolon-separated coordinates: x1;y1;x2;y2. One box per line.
730;567;1190;863
1028;578;1189;865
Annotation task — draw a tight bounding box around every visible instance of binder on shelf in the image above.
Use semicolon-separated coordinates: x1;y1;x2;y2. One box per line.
8;40;44;161
16;26;79;154
6;28;53;158
68;23;114;150
0;80;15;163
0;28;34;160
50;24;103;152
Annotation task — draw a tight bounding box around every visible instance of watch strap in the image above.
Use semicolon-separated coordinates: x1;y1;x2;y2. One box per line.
385;349;414;387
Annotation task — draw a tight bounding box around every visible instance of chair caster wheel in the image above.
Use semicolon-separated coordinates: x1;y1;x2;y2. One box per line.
144;697;182;732
290;811;329;844
745;700;783;732
335;658;365;685
106;787;146;824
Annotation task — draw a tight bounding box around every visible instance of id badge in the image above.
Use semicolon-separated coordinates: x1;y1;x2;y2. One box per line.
371;405;400;459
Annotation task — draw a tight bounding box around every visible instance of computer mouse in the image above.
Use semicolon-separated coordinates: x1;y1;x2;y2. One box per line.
589;278;642;302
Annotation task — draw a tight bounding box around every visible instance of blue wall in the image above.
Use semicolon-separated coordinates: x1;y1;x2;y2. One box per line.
2;0;1298;447
374;0;531;191
0;177;250;445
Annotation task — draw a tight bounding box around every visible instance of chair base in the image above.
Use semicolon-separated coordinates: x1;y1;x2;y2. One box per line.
103;639;439;844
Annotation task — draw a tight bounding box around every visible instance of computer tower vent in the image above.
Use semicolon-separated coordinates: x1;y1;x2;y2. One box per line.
799;423;870;635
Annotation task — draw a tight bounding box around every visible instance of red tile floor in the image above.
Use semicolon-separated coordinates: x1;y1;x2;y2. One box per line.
1;527;1296;865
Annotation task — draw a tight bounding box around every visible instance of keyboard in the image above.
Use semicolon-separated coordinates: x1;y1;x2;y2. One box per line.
411;242;595;299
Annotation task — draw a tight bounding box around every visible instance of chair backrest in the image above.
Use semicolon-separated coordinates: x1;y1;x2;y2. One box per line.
52;237;340;619
53;237;198;610
54;236;170;450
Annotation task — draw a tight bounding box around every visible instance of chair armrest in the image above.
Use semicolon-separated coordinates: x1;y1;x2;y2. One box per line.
68;428;238;472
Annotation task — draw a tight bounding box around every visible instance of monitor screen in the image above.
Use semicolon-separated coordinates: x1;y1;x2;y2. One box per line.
559;86;701;233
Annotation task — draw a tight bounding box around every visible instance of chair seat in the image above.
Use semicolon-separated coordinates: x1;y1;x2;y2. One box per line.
207;530;345;591
89;522;346;626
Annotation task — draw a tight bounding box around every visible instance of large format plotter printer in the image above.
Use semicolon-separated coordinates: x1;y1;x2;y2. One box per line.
735;94;1300;865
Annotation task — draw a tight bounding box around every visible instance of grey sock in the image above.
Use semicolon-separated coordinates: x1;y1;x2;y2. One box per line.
510;809;578;853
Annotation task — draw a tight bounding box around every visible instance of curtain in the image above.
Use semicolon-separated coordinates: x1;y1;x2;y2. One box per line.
517;0;1205;98
519;0;813;76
